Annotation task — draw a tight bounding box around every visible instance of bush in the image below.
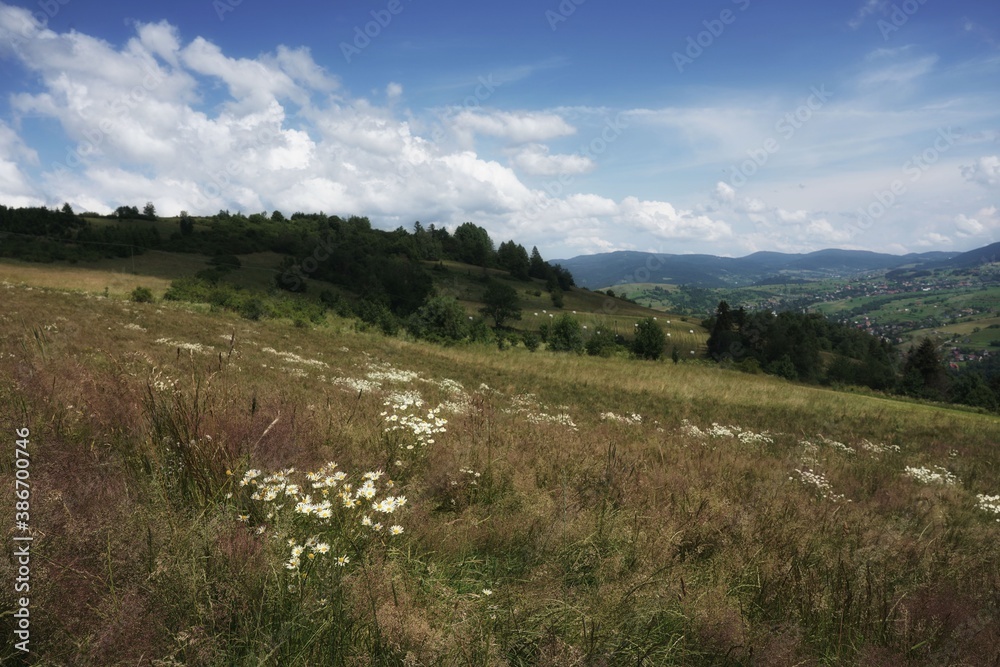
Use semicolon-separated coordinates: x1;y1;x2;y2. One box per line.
586;329;618;357
631;317;666;360
522;331;540;352
405;296;470;344
548;314;584;353
129;286;154;303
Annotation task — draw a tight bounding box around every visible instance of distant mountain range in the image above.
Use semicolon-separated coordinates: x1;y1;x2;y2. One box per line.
553;242;1000;289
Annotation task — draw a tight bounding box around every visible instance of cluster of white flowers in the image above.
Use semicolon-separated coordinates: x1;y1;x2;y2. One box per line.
525;411;578;430
904;466;959;486
801;436;855;455
148;368;178;393
791;468;848;502
976;494;1000;521
507;393;578;431
155;337;212;354
238;463;405;572
366;362;420;384
859;439;901;455
382;406;448;450
124;323;146;332
680;420;705;438
384;390;424;411
435;378;466;395
428;378;472;414
600;412;643;425
680;420;773;445
261;346;328;368
737;430;774;445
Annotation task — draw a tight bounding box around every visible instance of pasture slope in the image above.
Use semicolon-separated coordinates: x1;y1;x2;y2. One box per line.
2;274;1000;666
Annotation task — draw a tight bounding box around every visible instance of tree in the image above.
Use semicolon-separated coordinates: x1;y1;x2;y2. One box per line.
632;317;666;360
271;210;285;222
143;202;157;219
529;246;547;279
480;280;521;328
179;214;195;236
60;202;74;216
115;205;139;219
453;222;495;267
497;241;531;280
902;338;948;398
707;300;739;360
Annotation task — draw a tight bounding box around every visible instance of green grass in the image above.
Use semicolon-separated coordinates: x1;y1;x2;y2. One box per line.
2;277;1000;665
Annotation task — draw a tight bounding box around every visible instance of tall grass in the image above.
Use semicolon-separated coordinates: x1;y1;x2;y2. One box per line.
1;283;999;665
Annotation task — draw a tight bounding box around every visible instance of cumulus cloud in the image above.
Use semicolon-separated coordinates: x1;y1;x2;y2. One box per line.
0;10;736;259
0;121;43;207
617;197;732;241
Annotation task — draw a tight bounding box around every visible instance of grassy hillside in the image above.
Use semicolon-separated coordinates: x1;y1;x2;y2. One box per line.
2;274;1000;665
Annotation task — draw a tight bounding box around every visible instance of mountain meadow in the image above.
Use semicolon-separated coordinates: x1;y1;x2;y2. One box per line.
1;207;1000;665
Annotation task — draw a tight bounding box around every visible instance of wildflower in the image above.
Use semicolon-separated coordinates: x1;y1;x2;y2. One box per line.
313;542;330;554
336;555;350;567
389;525;404;535
482;588;493;596
237;514;250;522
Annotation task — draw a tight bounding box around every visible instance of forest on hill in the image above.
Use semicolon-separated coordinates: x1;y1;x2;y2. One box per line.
2;203;997;413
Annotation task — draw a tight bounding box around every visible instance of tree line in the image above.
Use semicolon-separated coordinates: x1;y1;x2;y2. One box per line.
704;300;999;413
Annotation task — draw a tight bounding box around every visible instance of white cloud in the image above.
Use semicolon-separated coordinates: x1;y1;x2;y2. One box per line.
955;214;984;237
916;232;953;247
450;110;576;144
0;121;43;207
961;155;1000;187
858;55;938;88
509;144;594;176
617;197;732;241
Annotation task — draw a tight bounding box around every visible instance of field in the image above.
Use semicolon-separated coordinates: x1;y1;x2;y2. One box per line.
2;273;1000;665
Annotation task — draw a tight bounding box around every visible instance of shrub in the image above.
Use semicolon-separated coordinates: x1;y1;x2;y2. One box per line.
632;317;666;360
406;296;470;344
130;286;154;303
548;314;584;353
522;331;540;352
586;329;618;357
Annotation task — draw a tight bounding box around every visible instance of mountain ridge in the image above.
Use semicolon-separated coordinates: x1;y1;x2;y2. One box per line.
551;246;987;289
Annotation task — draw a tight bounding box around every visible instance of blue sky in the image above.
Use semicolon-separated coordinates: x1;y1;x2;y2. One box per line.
1;0;998;260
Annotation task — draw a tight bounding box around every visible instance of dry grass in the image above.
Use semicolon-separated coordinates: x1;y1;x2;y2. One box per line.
1;282;999;665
